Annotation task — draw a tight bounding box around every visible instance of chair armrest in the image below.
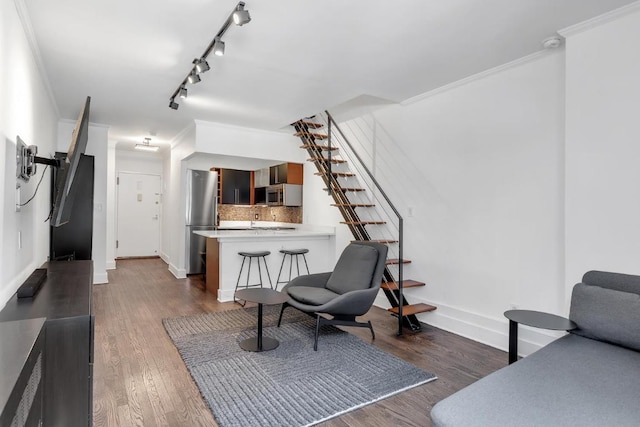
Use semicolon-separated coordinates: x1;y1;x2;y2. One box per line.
313;286;380;316
282;272;332;291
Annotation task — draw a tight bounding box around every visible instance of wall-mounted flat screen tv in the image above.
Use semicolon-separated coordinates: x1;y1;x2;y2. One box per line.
50;96;91;227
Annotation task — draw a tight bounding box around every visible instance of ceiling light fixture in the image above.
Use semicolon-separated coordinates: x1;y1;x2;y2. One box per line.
233;4;251;26
187;70;201;84
213;37;225;56
194;58;210;73
135;137;160;152
168;1;251;110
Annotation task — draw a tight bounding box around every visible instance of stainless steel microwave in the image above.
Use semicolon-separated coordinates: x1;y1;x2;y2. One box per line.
266;184;302;206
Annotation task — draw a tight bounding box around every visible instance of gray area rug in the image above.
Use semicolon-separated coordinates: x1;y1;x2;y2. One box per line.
163;306;437;427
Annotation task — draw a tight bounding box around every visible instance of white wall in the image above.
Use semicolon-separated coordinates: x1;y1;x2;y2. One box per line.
163;125;196;277
563;7;640;297
57;120;110;284
338;51;566;355
0;0;59;307
116;150;164;175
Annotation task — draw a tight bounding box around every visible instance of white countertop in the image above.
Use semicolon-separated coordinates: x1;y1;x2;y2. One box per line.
193;221;335;239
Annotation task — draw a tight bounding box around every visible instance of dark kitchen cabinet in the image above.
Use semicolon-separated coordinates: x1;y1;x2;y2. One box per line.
270;162;303;185
220;169;251;205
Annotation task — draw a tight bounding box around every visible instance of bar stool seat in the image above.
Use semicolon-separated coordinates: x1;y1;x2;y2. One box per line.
235;251;273;304
239;251;270;257
276;248;310;290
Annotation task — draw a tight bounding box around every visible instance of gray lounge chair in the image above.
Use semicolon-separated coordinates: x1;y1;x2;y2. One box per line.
277;241;388;350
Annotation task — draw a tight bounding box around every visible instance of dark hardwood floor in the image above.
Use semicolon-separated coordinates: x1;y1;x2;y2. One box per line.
93;258;507;426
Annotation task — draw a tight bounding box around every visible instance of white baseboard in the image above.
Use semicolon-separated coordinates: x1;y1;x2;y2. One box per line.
0;261;39;310
106;260;116;270
218;289;234;302
160;252;169;264
374;293;563;358
93;271;109;284
169;263;186;279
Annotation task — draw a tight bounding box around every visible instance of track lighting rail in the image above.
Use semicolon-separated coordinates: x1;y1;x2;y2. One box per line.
169;2;250;109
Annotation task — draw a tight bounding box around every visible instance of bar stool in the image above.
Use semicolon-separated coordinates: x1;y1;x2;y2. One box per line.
276;248;310;290
234;251;273;303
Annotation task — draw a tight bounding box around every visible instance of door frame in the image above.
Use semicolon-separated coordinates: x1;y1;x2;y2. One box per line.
115;171;163;259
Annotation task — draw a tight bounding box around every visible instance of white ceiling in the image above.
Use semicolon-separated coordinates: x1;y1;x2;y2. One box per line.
22;0;637;152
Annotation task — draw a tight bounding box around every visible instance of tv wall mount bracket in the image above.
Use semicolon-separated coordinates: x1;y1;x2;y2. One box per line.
16;135;59;182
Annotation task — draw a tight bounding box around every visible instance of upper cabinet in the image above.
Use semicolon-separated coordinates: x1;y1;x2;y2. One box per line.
270;162;303;185
219;168;252;205
254;167;270;188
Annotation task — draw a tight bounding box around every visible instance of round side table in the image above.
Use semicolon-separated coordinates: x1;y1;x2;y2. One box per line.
235;288;289;352
504;310;576;364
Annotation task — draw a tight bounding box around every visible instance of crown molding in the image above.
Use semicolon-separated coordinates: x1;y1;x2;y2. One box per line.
402;49;554;106
558;1;640;38
13;0;60;118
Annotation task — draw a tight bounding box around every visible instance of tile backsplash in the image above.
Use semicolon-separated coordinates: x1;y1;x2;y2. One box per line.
218;205;302;224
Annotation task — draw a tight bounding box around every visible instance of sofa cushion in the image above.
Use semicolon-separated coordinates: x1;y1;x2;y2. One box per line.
431;334;640;427
582;270;640;295
325;244;378;294
287;286;340;306
569;283;640;351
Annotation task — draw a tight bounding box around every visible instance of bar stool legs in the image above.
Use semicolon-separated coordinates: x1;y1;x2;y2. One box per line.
234;251;272;304
276;249;310;290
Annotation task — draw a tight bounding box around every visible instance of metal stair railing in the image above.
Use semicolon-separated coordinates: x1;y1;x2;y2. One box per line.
316;111;407;336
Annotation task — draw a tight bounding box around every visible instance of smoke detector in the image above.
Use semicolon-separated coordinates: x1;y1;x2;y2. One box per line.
542;36;563;49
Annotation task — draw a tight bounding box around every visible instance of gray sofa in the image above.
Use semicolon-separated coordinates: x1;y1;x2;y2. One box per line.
430;270;640;427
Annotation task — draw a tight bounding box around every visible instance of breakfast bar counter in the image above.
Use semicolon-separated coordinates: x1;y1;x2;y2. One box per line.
194;224;335;301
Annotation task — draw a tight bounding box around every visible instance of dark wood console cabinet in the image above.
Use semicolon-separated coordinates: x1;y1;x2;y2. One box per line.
0;260;94;426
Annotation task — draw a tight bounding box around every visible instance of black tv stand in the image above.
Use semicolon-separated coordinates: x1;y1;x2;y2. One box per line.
0;260;93;426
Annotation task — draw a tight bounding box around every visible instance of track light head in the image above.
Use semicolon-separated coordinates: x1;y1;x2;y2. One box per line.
187;70;201;84
169;99;179;110
194;58;210;74
233;5;251;26
179;86;188;98
213;37;225;56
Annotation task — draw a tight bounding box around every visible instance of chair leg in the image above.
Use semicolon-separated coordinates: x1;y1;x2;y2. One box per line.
368;320;375;340
276;255;287;290
263;256;273;289
302;253;310;275
277;302;289;327
314;314;321;351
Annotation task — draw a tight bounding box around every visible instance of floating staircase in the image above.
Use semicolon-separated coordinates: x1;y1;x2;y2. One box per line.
292;114;436;334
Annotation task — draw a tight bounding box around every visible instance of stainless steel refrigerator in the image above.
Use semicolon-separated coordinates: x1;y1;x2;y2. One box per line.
185;169;218;275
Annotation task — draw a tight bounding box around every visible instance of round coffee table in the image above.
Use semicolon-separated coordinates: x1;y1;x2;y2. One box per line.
235;288;289;352
504;309;576;364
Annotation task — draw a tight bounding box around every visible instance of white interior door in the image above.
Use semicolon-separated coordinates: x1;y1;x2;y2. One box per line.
116;172;161;257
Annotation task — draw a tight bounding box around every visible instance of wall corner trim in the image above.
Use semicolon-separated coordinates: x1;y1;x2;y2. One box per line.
559;1;640;38
401;50;552;106
13;0;60;118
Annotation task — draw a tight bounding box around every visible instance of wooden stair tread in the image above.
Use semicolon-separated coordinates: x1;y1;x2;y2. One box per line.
300;144;339;151
388;303;437;316
333;203;375;207
341;221;386;225
352;239;398;244
295;120;324;129
308;157;346;164
386;258;412;265
315;172;356;177
324;187;366;192
381;280;425;290
294;131;328;140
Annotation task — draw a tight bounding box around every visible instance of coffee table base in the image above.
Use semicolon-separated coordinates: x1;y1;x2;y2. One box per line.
239;336;279;352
